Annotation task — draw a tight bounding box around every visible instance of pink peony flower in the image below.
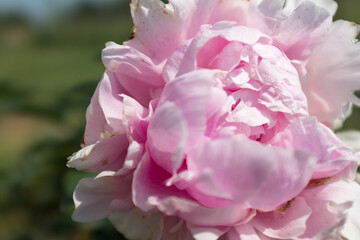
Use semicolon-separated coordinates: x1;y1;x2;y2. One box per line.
68;0;360;239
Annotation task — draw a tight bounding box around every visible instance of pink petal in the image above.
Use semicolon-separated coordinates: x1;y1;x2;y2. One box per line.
271;117;358;179
132;153;190;211
147;101;188;173
72;175;132;222
67;133;128;173
252;197;312;239
253;43;308;115
157;196;256;227
83;71;126;145
302;20;360;126
178;22;271;77
101;44;163;106
249;0;332;60
299;179;358;239
227;225;261;240
186;135;316;210
159;69;227;149
116;140;144;176
129;0;250;61
121;95;152;143
102;42;163;86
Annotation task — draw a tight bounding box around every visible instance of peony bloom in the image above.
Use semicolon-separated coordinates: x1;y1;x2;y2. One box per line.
68;0;360;239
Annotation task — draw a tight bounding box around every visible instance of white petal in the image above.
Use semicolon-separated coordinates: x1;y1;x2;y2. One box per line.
109;208;162;240
336;130;360;151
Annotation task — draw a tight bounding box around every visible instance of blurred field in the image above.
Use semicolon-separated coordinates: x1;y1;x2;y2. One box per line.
0;1;359;240
0;2;132;239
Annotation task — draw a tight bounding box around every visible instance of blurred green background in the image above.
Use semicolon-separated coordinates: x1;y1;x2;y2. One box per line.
0;0;359;239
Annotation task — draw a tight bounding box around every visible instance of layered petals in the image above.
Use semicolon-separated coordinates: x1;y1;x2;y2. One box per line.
69;0;360;239
271;117;359;179
302;20;360;126
129;0;250;60
102;43;164;106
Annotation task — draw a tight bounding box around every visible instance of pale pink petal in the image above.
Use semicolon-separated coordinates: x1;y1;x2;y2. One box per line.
109;208;162;240
102;42;163;86
67;133;128;172
271;117;358;179
147;101;188;173
132;153;190;211
252;197;312;239
228;101;270;127
340;182;360;240
83;83;108;146
284;0;338;16
129;0;250;60
159;69;227;149
157;196;256;227
303;20;360;126
158;216;194;240
72;175;132;222
176;22;271;77
299;179;358;239
227;225;261;240
253;43;308;115
101;44;163;106
121;95;152;143
83;71;126;145
116;141;144;176
232;223;262;240
129;0;186;60
186;135;316;210
249;0;332;60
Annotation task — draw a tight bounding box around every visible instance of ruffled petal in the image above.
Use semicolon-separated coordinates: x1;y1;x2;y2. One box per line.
129;0;250;60
299;179;358;239
102;43;164;106
271;117;358;179
249;0;332;60
175;22;271;77
303;20;360;126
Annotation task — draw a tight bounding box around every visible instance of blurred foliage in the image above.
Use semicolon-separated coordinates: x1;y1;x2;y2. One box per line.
0;0;359;239
0;1;132;239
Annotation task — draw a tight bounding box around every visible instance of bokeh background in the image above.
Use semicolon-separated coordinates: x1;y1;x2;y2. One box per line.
0;0;359;239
